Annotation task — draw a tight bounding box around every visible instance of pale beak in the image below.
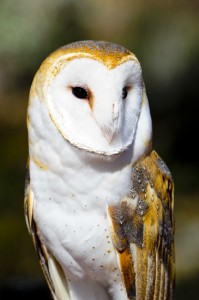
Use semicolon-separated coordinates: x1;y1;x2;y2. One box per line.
102;101;120;143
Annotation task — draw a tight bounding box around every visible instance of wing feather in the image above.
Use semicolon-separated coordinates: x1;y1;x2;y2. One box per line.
24;160;70;300
108;150;175;300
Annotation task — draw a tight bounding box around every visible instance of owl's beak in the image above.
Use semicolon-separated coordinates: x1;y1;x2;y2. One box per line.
102;101;119;143
102;128;115;143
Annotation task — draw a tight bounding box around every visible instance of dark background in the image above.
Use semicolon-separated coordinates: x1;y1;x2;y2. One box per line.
0;1;199;299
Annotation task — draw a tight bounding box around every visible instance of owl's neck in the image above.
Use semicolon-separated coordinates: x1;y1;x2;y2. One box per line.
30;129;134;209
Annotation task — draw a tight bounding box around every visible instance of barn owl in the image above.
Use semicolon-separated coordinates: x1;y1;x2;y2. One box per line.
24;40;175;300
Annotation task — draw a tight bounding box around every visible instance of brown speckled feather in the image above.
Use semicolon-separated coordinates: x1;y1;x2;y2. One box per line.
108;150;175;300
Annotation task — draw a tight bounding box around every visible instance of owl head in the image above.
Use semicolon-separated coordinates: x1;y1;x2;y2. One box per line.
28;41;152;161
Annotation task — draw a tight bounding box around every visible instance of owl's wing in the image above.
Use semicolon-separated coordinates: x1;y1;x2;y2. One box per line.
108;150;175;300
24;160;70;300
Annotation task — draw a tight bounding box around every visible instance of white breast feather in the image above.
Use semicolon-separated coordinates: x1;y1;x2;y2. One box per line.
29;96;135;299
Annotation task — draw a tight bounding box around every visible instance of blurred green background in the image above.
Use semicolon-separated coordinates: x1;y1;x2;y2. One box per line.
0;0;199;299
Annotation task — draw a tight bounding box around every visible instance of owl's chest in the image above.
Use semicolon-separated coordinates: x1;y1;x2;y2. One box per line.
31;145;132;214
31;147;132;281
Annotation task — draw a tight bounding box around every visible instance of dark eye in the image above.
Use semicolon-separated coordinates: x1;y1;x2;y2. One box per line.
122;87;128;100
72;86;88;99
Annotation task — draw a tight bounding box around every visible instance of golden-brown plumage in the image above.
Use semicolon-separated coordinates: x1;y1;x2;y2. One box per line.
108;150;175;299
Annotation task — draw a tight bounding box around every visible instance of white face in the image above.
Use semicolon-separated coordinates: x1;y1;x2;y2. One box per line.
46;58;143;155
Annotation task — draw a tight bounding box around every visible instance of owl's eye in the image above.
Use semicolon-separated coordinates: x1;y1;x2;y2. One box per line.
72;86;89;99
122;87;128;100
